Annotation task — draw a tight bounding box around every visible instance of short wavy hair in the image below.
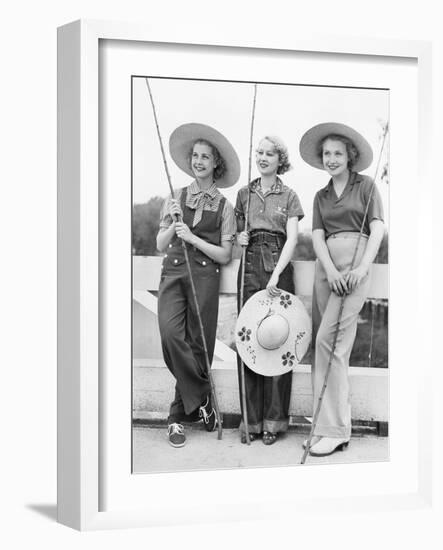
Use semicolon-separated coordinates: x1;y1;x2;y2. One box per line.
260;135;292;175
317;134;360;169
187;139;227;181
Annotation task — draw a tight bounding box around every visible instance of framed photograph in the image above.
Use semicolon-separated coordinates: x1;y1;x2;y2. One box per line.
57;19;433;530
132;76;389;472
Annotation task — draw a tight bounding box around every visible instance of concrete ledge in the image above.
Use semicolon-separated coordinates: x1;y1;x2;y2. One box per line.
133;359;388;422
133;256;389;298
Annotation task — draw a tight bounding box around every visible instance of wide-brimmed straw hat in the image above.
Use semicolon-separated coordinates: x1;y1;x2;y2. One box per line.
299;122;373;172
169;123;241;188
235;290;311;377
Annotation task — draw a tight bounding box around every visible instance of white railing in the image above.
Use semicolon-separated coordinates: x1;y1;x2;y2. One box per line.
133;256;388;298
133;256;389;421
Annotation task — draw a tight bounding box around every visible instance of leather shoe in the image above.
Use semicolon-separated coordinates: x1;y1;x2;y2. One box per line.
309;437;349;457
262;431;278;445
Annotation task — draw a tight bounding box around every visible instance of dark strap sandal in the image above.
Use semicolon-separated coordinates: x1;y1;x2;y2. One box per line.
262;431;278;445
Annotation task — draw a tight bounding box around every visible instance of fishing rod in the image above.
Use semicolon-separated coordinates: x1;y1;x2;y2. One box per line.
238;83;258;445
301;123;389;464
145;78;223;440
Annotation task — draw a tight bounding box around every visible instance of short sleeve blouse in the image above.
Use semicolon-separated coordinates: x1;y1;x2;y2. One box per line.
235;178;304;235
312;172;384;238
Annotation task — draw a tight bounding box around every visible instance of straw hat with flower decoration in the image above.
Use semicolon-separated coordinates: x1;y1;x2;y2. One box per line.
235;290;311;377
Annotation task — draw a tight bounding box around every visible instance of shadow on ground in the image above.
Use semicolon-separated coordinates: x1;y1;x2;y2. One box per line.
26;504;57;522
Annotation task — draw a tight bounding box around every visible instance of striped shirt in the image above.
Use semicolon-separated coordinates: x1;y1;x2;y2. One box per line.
159;180;236;242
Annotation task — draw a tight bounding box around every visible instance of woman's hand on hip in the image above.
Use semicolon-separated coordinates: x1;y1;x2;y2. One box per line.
175;222;194;244
237;231;249;247
326;267;348;296
266;272;281;297
345;264;368;293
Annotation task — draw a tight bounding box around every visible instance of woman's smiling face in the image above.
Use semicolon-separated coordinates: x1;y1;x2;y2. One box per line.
191;142;216;180
322;138;349;177
256;139;280;176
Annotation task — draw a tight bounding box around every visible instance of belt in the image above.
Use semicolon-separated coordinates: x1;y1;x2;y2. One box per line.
327;231;369;241
249;230;286;247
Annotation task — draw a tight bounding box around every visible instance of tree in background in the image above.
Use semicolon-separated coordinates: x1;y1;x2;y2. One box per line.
378;118;389;187
132;198;388;264
376;231;389;264
133;197;318;260
132;197;163;256
295;232;316;260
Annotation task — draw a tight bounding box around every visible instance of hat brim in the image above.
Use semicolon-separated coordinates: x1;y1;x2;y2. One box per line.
169;123;241;188
235;290;311;377
299;122;373;173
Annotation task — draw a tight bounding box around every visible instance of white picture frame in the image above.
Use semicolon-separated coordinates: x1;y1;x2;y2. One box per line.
57;19;433;530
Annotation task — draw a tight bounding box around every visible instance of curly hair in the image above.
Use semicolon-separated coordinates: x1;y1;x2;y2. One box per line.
317;134;360;169
261;136;292;175
187;139;227;181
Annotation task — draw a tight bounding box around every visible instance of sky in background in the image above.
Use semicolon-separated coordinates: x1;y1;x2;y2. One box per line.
132;77;389;231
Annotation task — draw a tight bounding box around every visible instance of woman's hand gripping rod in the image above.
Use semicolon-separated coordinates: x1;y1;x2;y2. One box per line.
145;78;223;439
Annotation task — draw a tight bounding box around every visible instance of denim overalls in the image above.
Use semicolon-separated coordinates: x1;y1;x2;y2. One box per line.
158;187;226;423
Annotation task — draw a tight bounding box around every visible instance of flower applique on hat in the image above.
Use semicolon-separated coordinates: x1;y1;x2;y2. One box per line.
236;289;311;376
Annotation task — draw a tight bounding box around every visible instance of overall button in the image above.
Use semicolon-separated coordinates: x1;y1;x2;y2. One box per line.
174;259;178;264
202;261;207;266
168;244;172;248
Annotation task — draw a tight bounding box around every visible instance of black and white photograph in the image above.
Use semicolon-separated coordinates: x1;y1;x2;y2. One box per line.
131;76;389;473
4;0;439;542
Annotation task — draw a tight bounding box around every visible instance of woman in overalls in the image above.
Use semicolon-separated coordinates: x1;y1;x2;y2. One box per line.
235;136;304;445
299;122;385;457
157;123;239;448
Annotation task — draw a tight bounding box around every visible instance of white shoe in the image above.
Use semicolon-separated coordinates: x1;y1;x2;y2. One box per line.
309;437;349;457
302;436;322;450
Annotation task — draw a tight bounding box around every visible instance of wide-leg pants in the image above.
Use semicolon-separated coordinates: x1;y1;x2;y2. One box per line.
237;237;294;435
158;259;220;423
311;233;371;439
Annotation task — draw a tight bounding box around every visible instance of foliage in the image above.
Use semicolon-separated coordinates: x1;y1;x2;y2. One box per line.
375;231;388;264
132;197;164;256
295;232;316;260
132;198;389;264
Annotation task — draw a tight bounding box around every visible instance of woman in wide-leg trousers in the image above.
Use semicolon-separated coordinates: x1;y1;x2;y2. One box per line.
311;233;371;440
235;135;304;445
236;231;295;436
299;122;385;457
155;123;239;448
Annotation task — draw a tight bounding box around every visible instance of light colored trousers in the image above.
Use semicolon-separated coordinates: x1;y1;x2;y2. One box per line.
311;232;371;439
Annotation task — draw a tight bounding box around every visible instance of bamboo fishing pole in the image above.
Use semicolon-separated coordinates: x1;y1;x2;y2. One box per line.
238;83;258;445
301;123;389;464
145;78;223;439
